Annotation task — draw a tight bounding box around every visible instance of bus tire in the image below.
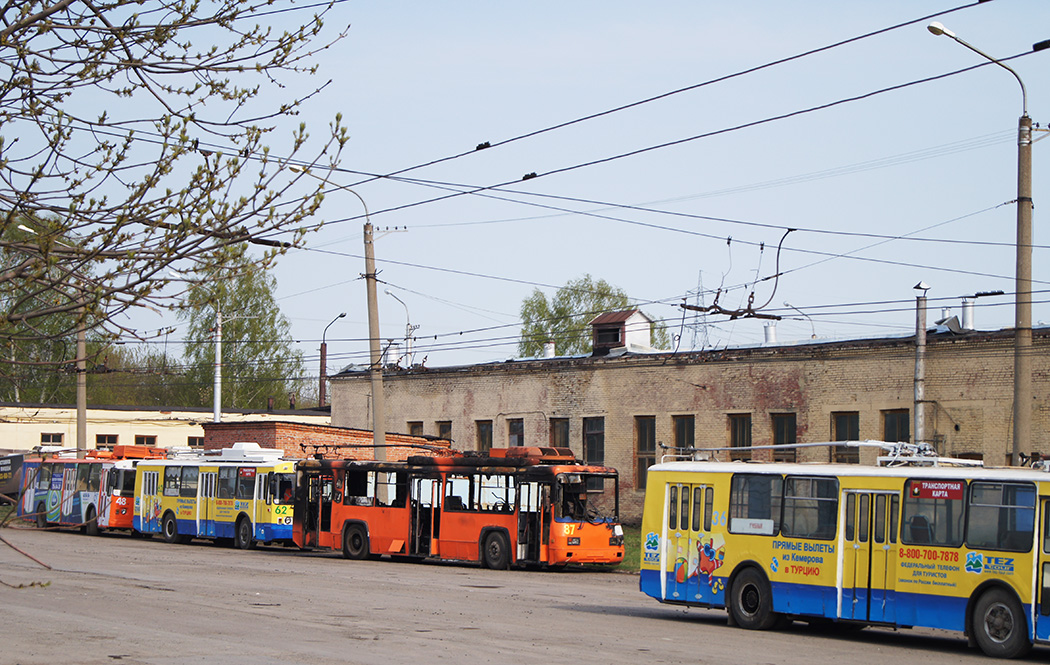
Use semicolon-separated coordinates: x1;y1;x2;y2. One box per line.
730;567;778;630
972;587;1031;659
162;511;181;544
235;516;256;550
342;524;369;560
85;506;100;537
482;531;510;570
35;503;46;529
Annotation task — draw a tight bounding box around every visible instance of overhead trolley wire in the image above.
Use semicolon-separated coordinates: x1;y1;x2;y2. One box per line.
335;2;991;191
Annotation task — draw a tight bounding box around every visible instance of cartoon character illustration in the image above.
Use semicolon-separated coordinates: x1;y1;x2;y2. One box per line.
697;538;725;587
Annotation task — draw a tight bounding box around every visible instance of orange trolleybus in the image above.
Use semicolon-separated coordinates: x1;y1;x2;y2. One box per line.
292;447;624;569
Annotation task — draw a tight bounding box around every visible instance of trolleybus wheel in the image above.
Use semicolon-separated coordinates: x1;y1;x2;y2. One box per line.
730;567;778;630
85;506;100;537
482;531;510;570
972;588;1032;659
342;524;369;560
162;511;182;544
35;503;46;529
235;517;256;550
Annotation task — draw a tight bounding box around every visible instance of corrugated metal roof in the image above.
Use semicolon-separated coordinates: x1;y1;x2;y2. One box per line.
588;309;646;326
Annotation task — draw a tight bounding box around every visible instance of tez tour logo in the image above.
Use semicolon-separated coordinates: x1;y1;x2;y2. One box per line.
966;552;983;574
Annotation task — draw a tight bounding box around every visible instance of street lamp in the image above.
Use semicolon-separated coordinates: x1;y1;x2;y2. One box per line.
928;22;1047;464
385;289;420;367
289;165;387;461
783;301;816;339
319;312;346;408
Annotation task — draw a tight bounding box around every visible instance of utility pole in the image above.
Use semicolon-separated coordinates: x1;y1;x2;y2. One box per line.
76;323;87;455
364;223;387;462
913;283;929;446
213;310;222;423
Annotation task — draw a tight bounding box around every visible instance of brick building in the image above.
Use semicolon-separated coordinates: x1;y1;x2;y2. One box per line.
329;323;1050;523
202;420;450;461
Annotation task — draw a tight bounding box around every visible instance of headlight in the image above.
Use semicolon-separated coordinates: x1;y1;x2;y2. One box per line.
613;525;623;536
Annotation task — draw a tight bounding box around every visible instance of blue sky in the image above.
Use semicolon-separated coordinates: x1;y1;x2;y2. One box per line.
168;1;1050;373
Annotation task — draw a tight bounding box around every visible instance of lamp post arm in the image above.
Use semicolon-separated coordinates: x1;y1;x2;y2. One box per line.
947;35;1028;115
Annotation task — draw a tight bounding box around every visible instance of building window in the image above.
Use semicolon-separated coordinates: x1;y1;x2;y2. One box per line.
187;436;204;449
583;417;605;491
96;434;118;450
476;420;493;454
595;328;621;345
135;435;157;447
772;413;797;462
40;433;63;445
883;410;910;443
728;414;752;461
550;418;569;448
636;416;656;490
672;415;694;451
832;412;860;464
508;418;524;447
408;421;423;437
437;421;452;440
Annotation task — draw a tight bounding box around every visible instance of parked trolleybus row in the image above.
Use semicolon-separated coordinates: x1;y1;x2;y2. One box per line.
15;437;1050;659
14;442;625;569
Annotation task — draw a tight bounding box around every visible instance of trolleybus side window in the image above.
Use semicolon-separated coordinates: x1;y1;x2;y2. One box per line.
729;473;782;536
236;467;256;500
704;487;713;531
475;474;513;513
273;473;295;504
344;470;369;505
217;467;236;499
966;481;1035;552
901;478;965;547
889;494;899;543
180;466;199;498
87;464;101;493
75;464;92;491
375;471;405;507
37;463;52;490
781;476;837;540
163;466;181;496
444;475;470;511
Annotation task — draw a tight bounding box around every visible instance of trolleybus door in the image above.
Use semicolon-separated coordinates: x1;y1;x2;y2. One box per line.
410;477;440;556
1036;497;1050;641
198;472;216;537
664;483;711;602
841;490;898;623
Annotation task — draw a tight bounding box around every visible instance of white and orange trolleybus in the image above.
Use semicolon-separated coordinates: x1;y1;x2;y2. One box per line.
639;443;1050;659
293;447;624;568
18;445;167;534
133;442;296;548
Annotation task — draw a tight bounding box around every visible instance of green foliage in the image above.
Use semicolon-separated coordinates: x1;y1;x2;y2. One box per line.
517;274;669;357
179;246;305;410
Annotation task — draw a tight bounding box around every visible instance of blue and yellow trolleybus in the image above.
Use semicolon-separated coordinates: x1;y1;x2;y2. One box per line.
640;442;1050;658
134;442;296;549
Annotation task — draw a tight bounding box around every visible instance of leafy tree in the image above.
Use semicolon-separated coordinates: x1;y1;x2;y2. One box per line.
0;0;348;348
518;274;670;357
179;246;305;410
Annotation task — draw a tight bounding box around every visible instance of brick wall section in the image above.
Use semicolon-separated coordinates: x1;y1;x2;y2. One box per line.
330;330;1050;523
202;421;450;461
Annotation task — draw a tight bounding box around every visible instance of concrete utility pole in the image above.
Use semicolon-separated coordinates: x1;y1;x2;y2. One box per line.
913;283;929;446
76;324;87;455
213;310;222;423
927;22;1047;464
364;222;387;462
